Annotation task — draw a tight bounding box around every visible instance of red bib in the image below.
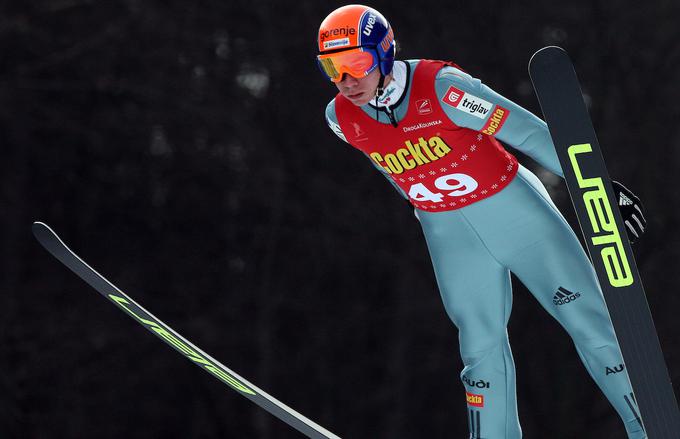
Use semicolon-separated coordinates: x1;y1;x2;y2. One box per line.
336;60;518;212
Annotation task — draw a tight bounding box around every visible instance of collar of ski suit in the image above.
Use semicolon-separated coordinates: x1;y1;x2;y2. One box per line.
370;60;407;109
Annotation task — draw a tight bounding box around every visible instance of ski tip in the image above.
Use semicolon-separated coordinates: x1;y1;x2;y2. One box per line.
528;46;572;76
32;221;48;231
32;221;54;240
531;45;566;57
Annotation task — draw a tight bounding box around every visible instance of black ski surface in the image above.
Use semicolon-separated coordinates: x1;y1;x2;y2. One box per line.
529;46;680;438
32;221;341;439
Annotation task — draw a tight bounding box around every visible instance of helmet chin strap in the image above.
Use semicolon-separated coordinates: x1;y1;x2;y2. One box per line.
374;71;386;122
374;71;398;128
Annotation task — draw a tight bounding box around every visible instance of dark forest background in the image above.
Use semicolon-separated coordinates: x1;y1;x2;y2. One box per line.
2;0;679;438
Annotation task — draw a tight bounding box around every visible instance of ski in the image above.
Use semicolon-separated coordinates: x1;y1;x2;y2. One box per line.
32;221;341;439
529;46;680;438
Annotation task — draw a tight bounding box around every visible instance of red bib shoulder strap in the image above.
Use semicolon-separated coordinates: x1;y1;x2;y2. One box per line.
409;59;463;102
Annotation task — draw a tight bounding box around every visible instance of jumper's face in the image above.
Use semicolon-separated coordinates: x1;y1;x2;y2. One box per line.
334;69;381;106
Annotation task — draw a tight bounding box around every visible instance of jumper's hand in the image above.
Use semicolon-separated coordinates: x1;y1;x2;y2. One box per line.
612;181;647;243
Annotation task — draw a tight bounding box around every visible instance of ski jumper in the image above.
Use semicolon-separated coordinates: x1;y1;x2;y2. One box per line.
326;60;645;439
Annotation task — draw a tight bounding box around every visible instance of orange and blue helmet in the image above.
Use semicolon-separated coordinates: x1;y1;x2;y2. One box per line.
317;5;395;82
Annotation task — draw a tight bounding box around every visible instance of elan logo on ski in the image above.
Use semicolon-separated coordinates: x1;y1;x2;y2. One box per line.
568;143;633;288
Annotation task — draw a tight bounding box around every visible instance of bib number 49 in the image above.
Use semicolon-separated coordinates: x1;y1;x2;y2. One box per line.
408;173;478;203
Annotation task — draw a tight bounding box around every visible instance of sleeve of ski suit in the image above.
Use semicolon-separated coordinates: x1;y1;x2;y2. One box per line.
435;66;564;177
325;100;409;199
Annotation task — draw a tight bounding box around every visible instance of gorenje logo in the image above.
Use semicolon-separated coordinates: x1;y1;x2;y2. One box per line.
569;143;633;287
363;13;377;36
553;286;581;306
319;26;356;42
606;363;626;375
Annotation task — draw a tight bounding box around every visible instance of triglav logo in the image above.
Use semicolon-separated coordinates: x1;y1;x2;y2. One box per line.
446;89;461;104
441;86;493;119
460;98;490;117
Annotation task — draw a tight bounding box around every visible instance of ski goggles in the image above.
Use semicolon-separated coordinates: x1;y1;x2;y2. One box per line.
317;47;379;83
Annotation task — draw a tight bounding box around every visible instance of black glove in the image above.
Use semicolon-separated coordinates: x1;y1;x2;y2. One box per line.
612;181;647;243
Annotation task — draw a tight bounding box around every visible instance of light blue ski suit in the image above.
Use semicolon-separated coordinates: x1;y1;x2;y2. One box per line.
325;59;645;438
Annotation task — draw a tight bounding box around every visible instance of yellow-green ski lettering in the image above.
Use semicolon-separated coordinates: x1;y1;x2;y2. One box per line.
149;326;211;366
107;294;255;395
205;364;256;395
568;143;633;287
110;294;159;327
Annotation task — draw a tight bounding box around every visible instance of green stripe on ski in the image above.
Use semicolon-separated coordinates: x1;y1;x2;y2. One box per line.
109;294;256;395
